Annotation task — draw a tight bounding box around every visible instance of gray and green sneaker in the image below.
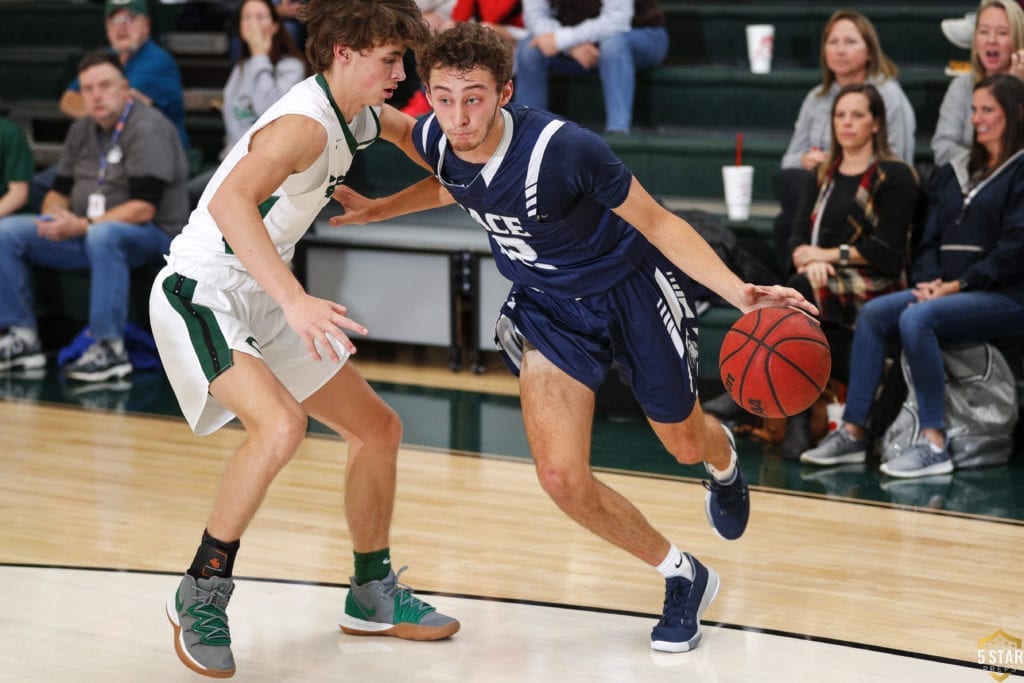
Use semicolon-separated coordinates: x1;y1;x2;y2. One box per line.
166;574;236;678
339;566;460;641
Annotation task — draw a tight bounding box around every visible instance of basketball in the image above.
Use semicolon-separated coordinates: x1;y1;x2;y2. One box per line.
718;307;831;419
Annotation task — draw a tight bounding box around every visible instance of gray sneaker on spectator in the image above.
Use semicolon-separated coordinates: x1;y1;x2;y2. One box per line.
880;442;954;479
799;426;867;466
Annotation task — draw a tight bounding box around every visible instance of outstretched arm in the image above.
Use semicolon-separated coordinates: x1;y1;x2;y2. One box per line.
613;177;818;315
328;176;455;227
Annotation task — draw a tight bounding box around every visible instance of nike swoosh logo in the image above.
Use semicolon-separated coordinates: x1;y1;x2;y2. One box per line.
674;556;684;569
353;595;376;618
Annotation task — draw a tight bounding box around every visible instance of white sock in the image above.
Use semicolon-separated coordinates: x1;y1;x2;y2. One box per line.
707;432;738;483
656;544;694;580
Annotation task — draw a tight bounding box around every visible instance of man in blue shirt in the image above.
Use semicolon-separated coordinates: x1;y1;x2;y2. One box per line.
60;0;189;149
334;22;817;654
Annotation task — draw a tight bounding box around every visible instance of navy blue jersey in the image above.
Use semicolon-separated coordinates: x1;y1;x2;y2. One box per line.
413;105;653;298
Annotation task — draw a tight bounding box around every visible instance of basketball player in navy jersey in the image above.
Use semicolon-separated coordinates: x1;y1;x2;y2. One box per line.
333;22;817;653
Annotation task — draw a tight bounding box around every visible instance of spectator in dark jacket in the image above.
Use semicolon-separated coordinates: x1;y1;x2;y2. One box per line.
800;74;1024;478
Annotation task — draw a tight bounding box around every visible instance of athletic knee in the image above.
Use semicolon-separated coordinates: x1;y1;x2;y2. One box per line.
252;405;307;468
370;405;403;450
348;404;403;455
534;462;590;508
660;418;711;465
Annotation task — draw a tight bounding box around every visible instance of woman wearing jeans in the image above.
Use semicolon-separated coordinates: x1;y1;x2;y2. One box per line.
800;74;1024;478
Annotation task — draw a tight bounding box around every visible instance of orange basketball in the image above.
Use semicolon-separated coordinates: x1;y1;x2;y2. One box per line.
719;307;831;419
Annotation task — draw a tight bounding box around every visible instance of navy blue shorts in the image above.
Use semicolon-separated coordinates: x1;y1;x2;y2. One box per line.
493;250;702;423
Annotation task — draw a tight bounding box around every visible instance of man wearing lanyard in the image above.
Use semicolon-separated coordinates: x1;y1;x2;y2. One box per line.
0;51;189;381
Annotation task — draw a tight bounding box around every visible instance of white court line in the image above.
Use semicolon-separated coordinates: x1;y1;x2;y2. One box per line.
0;566;982;682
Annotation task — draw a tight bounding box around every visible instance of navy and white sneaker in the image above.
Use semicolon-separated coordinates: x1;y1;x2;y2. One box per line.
0;328;45;372
63;339;131;382
651;553;720;652
703;426;750;540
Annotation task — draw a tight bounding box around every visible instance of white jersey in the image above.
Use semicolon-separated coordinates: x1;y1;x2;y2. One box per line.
167;74;381;291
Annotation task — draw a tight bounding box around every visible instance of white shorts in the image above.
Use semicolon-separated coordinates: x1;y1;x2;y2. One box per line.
149;265;350;435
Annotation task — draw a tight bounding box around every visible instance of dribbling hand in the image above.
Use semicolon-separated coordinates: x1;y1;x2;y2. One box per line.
738;283;819;317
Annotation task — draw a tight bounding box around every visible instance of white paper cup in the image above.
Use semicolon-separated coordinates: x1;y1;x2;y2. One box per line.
722;165;753;221
746;24;775;74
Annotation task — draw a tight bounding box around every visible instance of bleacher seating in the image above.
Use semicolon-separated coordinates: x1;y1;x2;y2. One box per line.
0;0;978;374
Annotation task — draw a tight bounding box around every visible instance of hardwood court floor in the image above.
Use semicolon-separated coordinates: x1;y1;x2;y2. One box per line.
1;388;1021;681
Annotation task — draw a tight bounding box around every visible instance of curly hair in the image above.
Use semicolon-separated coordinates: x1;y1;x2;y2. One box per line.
416;22;513;91
300;0;430;74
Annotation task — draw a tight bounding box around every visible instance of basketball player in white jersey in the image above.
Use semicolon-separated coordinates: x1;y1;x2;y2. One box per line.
150;1;458;677
333;23;816;654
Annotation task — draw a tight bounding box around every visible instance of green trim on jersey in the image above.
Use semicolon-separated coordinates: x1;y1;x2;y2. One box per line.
258;196;279;217
314;74;381;153
160;272;233;381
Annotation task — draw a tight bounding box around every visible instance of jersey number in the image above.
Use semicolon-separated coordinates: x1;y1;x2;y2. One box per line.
491;235;538;264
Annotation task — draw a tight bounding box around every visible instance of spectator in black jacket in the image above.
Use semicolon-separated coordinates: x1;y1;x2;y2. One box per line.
800;74;1024;478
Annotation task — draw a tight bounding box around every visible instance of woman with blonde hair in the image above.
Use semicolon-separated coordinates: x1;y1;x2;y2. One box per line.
932;0;1024;166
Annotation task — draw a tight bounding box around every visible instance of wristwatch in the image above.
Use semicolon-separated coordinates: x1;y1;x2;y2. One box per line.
958;278;970;291
838;244;850;267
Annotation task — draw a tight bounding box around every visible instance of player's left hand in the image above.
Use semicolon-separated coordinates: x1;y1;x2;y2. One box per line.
738;283;819;317
329;185;378;226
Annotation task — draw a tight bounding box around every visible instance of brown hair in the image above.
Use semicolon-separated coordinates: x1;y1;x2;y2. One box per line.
78;50;126;77
301;0;429;74
970;74;1024;175
416;22;513;91
819;83;897;181
818;9;898;95
236;0;306;69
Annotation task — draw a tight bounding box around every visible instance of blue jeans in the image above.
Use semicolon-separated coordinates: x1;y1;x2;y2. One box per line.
514;26;669;133
0;215;171;341
844;289;1024;432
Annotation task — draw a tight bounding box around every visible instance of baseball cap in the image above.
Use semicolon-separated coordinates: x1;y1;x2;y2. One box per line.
105;0;148;17
940;12;975;51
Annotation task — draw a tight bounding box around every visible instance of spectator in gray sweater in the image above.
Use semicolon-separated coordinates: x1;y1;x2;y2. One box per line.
188;0;307;206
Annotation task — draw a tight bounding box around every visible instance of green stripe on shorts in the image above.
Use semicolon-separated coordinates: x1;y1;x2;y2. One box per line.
160;272;233;382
